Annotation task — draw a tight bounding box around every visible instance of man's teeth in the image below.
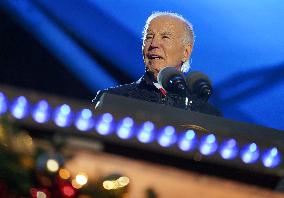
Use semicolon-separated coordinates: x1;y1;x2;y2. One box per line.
150;56;162;60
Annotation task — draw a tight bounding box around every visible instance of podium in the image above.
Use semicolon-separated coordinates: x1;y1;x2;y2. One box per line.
94;93;284;191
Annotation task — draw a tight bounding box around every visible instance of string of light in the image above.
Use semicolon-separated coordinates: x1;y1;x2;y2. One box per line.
0;91;281;169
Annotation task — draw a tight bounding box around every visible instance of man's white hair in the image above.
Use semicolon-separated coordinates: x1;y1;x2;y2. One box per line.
142;11;195;47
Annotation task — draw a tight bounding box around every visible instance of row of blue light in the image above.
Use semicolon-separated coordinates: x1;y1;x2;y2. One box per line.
0;93;281;168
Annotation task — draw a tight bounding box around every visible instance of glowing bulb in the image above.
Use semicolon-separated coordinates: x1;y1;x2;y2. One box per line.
137;121;155;143
71;179;82;189
117;117;134;139
75;172;88;185
261;147;281;168
117;176;130;187
157;126;177;147
59;168;70;180
62;185;75;197
46;159;59;172
178;130;197;151
96;113;113;135
75;108;94;131
37;191;47;198
199;134;218;155
53;104;72;127
241;143;260;164
81;109;92;119
60;104;70;114
32;100;50;123
103;180;115;190
102;113;113;122
11;96;29;119
219;139;238;160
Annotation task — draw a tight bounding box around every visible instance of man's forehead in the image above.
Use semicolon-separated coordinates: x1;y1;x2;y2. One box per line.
147;16;185;34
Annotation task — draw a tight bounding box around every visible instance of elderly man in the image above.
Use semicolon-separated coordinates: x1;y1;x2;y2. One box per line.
93;12;221;116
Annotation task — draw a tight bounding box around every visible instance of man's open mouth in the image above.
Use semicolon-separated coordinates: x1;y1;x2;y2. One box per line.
147;54;163;60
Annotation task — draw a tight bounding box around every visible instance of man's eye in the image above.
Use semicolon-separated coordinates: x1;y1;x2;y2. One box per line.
146;36;153;40
162;35;170;39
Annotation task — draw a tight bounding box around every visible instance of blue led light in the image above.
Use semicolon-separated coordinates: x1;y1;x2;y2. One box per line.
32;100;50;123
199;134;218;155
10;96;29;119
219;138;238;160
95;113;113;135
117;117;134;139
178;129;198;151
0;92;8;115
137;121;155;143
157;126;177;147
75;108;94;131
240;143;260;164
261;147;281;168
53;104;72;127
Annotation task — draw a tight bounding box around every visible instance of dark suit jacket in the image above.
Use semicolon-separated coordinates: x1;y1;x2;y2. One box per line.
92;72;222;116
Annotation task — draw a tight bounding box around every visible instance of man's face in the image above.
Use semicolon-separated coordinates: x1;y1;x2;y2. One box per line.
143;16;191;78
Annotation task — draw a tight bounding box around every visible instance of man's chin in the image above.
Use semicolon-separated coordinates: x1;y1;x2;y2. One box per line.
145;68;157;79
149;65;167;71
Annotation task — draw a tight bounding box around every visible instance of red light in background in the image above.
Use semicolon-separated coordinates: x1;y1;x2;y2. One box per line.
61;185;75;197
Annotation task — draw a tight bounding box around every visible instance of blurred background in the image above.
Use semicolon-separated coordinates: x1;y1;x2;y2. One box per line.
0;0;284;197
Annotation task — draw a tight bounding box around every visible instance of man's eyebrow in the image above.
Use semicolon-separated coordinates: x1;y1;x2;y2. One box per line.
161;32;172;35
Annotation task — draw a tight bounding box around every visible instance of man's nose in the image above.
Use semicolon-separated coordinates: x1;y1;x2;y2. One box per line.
149;37;160;49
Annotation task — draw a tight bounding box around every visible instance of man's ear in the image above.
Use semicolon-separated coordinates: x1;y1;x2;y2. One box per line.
183;44;193;60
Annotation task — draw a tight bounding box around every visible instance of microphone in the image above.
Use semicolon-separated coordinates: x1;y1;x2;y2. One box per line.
186;71;212;103
157;67;187;97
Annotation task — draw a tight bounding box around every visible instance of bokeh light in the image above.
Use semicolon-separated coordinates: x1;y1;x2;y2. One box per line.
261;147;281;168
157;125;177;147
61;185;75;197
103;180;116;190
10;96;29;119
59;168;71;180
46;159;59;172
240;143;260;164
117;117;134;139
95;113;113;135
199;134;218;155
53;104;72;127
37;191;47;198
137;121;155;143
75;172;88;186
32;100;51;123
75;108;94;131
219;138;239;160
117;176;130;187
71;179;82;189
178;129;198;151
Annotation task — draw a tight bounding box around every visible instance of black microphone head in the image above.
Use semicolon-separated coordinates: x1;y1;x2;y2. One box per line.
157;67;187;96
157;67;180;87
186;71;212;101
186;71;211;88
